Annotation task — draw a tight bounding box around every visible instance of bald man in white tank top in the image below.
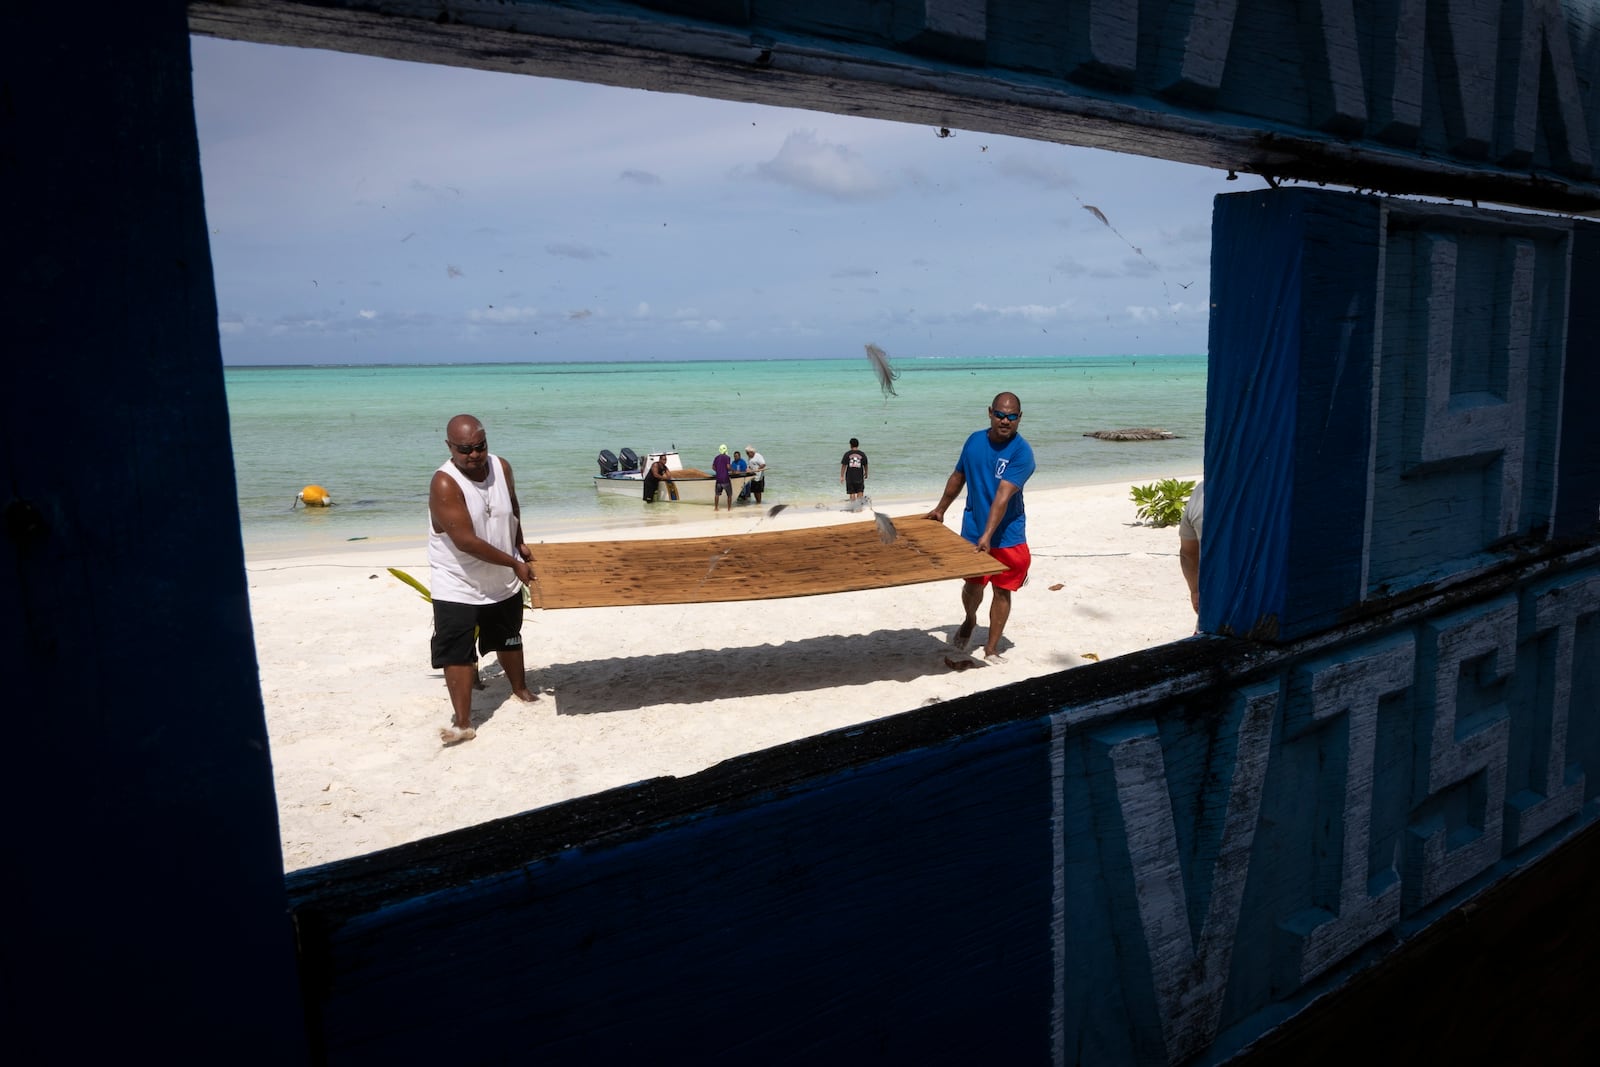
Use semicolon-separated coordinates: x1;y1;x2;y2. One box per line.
428;413;540;744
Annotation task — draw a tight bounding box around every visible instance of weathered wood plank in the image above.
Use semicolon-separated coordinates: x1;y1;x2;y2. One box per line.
526;514;1005;608
5;3;310;1061
1205;189;1596;642
298;721;1057;1062
284;550;1600;1063
187;0;1600;212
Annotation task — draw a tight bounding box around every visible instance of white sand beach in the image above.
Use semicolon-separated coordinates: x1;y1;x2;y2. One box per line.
245;478;1200;871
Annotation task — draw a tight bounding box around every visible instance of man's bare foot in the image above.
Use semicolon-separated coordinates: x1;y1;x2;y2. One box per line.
981;648;1007;663
950;621;975;652
440;724;477;745
510;688;540;703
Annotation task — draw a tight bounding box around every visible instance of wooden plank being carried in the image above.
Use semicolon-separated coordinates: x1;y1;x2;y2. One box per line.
525;514;1005;609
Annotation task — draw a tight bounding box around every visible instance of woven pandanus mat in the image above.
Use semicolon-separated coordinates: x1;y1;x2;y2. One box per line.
526;514;1005;609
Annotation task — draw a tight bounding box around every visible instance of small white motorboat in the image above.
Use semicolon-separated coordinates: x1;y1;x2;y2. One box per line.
594;448;764;505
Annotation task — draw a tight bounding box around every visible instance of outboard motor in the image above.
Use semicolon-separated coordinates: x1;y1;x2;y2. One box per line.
597;449;619;475
618;447;640;472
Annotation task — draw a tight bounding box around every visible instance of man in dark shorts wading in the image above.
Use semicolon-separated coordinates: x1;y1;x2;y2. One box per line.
840;437;868;502
924;391;1036;662
428;413;540;744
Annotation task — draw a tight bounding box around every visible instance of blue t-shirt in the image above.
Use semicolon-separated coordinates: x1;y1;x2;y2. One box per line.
956;429;1035;548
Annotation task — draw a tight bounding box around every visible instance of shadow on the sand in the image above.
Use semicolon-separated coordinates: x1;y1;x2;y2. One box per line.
535;627;996;715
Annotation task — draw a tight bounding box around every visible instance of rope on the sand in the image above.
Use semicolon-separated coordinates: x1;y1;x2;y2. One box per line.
245;562;404;572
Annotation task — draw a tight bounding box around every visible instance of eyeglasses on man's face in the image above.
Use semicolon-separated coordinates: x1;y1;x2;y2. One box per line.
451;440;488;455
989;409;1022;423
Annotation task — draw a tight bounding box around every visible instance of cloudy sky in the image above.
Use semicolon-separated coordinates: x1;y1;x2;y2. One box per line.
190;34;1234;366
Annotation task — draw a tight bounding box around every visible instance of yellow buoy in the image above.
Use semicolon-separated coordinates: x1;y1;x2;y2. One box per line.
296;484;333;508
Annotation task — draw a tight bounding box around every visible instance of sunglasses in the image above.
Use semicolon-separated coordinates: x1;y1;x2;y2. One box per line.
990;409;1022;422
451;440;488;455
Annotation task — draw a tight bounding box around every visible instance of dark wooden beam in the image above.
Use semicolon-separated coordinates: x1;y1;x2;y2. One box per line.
188;0;1600;215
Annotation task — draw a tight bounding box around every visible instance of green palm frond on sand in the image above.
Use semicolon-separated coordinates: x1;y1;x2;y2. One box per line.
388;565;533;610
387;567;433;603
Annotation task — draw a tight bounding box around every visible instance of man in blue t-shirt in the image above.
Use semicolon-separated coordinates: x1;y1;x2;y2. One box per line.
924;391;1036;661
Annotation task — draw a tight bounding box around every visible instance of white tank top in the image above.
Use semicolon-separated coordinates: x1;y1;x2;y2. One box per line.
427;455;522;605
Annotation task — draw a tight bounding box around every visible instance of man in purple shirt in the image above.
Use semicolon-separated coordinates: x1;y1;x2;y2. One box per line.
712;444;734;512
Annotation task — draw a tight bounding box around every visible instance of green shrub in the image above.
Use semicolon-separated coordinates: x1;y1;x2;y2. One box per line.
1130;478;1196;528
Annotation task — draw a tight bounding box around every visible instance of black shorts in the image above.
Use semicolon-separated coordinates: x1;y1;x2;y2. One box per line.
845;473;864;493
715;481;733;498
430;593;525;667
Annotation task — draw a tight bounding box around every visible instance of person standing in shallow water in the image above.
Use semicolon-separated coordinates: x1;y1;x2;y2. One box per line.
840;437;868;502
924;392;1035;661
744;444;767;503
712;444;734;511
427;413;540;744
643;453;674;503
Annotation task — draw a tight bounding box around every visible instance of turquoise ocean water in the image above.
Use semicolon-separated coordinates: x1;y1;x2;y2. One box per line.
224;355;1206;553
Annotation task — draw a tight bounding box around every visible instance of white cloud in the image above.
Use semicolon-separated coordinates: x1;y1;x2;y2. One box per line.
467;306;538;323
409;178;463;200
546;243;607;260
1126;301;1207;322
1160;223;1211;244
190;35;1226;364
752;130;892;200
268;316;329;335
969;301;1071;322
997;155;1077;190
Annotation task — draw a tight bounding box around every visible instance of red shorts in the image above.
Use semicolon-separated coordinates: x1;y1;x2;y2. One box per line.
966;542;1030;591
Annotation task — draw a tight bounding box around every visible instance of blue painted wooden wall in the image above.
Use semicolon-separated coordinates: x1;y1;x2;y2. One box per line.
6;3;1599;1065
285;547;1597;1064
1204;191;1598;642
1;4;307;1063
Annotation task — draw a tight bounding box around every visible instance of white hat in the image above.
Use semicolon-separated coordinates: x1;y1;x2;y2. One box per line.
718;444;729;455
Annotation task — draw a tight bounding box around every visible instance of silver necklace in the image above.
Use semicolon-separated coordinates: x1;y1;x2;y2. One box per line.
464;467;494;519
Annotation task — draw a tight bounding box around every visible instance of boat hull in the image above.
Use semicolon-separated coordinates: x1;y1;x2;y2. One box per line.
594;469;762;505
